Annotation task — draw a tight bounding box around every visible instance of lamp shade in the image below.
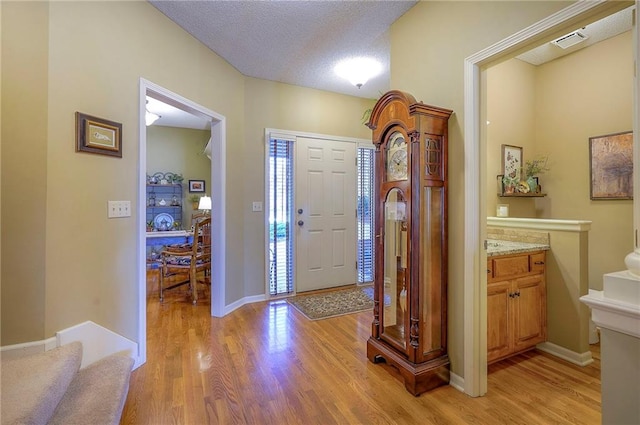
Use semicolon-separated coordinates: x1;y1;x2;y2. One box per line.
198;195;212;210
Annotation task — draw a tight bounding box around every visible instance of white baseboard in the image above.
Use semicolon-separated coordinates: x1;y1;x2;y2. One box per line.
449;371;465;393
224;294;267;315
0;337;57;360
1;321;138;369
56;321;138;369
536;341;593;366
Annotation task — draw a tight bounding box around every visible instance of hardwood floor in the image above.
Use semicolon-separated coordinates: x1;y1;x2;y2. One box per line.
121;286;601;424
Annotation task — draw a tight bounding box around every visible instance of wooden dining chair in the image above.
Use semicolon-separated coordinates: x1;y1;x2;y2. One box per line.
159;217;211;304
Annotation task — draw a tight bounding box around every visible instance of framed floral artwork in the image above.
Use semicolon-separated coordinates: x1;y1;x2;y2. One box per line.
501;144;522;180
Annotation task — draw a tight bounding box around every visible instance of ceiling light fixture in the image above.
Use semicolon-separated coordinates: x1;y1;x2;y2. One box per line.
335;57;382;89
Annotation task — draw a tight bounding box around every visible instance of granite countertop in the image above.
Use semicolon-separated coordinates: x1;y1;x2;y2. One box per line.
487;239;550;257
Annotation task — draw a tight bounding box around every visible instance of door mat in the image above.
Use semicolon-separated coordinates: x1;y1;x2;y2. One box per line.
287;286;375;320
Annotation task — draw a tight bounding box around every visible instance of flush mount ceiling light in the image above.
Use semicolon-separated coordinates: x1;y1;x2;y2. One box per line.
334;57;382;89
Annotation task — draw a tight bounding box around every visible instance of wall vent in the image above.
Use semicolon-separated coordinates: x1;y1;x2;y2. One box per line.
551;31;589;49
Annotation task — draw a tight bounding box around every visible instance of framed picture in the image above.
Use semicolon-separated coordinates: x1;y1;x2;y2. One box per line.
589;131;633;200
501;144;523;180
75;112;122;158
189;180;206;193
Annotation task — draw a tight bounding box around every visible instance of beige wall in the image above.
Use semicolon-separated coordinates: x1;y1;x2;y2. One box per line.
544;229;591;353
1;1;49;343
1;1;246;344
535;32;633;290
147;125;211;226
486;59;538;218
390;0;574;377
242;77;374;297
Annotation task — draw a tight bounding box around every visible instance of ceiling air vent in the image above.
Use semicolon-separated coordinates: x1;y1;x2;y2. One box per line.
551;31;589;49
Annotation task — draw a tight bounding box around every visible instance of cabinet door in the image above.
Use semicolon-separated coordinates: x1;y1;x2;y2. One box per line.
513;274;546;352
487;280;512;363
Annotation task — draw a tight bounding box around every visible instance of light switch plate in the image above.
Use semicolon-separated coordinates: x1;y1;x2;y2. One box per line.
108;201;131;218
252;201;263;212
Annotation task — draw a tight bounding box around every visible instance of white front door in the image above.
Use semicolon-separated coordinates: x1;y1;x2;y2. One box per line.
295;137;357;292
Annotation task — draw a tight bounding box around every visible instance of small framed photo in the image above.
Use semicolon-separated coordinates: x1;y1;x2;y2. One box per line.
589;131;633;200
501;144;523;180
75;112;122;158
189;180;206;193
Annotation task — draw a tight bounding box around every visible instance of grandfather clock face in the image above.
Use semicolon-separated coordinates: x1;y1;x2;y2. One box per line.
386;132;408;181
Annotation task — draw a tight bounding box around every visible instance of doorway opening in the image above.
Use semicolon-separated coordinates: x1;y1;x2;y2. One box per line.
137;78;227;367
463;1;636;396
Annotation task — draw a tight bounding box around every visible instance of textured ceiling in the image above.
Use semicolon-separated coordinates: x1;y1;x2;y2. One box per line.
146;2;632;129
149;0;417;100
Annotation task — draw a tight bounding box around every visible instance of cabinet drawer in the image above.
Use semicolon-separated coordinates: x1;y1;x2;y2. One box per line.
530;252;546;274
493;256;529;280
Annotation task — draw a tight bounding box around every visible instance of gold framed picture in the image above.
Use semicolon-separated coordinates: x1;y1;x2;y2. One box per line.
589;131;632;200
75;112;122;158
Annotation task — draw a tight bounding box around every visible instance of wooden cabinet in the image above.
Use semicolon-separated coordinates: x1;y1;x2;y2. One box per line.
366;90;452;396
487;251;547;363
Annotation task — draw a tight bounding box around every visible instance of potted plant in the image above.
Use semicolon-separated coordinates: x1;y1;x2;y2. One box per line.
523;156;549;193
146;220;154;232
502;175;518;194
188;195;200;210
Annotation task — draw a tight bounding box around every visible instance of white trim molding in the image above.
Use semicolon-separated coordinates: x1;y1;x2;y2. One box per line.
581;290;640;339
56;321;138;369
0;337;57;360
536;342;594;367
1;321;138;369
487;217;592;232
224;294;268;316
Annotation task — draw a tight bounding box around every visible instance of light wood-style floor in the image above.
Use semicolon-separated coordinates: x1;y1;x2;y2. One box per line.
121;284;601;424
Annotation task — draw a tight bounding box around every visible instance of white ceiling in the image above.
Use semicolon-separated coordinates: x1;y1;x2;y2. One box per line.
145;2;633;130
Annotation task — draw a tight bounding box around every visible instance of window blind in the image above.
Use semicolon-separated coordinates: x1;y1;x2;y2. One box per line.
357;147;375;283
268;139;294;296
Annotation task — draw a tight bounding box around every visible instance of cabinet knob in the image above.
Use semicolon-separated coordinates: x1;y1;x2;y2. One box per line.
534;261;545;265
487;269;491;274
297;220;304;226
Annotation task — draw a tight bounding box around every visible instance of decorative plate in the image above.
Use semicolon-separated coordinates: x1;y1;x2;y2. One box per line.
153;213;175;231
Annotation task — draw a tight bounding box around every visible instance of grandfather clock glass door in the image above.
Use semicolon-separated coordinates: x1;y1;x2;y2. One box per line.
382;188;408;351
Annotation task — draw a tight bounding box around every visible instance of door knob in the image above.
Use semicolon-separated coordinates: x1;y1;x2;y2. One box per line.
297;220;304;226
298;208;303;214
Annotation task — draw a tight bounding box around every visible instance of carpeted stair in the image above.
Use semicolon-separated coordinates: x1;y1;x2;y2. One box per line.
1;341;133;425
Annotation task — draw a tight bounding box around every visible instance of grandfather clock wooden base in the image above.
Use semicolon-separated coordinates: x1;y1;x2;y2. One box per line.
366;90;452;397
367;338;450;396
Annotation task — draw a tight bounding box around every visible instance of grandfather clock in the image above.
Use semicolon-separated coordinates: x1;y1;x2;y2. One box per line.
366;90;452;396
